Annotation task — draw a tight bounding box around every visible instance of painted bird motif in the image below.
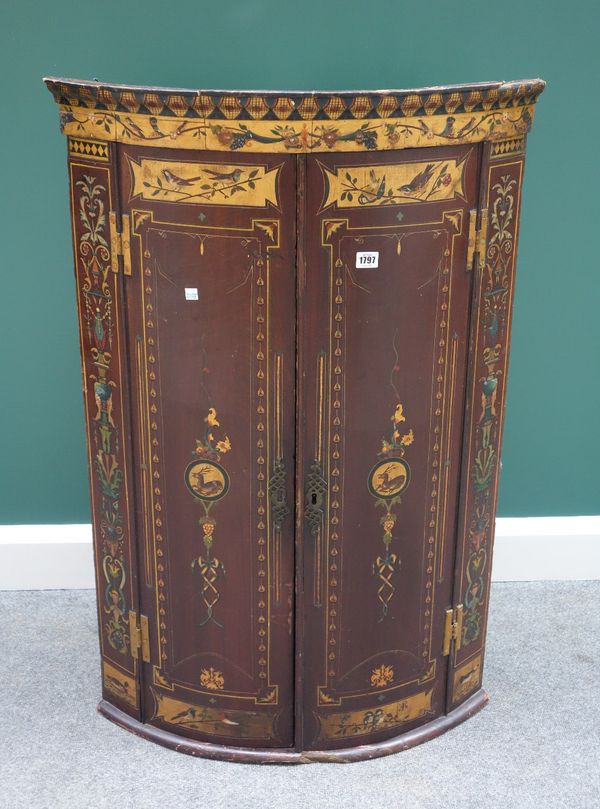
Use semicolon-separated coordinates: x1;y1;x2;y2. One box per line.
392;403;406;425
219;712;240;726
149;116;165;137
171;707;199;722
439;116;456;138
162;169;202;186
456;117;476;138
398;163;436;194
204;168;243;183
162;167;244;187
358;169;386;204
205;408;220;428
458;667;478;686
171;706;216;725
124;117;145;138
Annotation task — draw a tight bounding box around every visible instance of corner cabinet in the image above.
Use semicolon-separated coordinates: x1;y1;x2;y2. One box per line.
45;76;544;763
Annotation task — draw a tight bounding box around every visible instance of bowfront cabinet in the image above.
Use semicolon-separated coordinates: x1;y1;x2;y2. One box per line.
45;76;544;763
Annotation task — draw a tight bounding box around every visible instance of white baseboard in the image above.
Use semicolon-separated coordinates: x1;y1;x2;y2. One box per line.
0;524;95;590
490;516;600;581
0;517;599;590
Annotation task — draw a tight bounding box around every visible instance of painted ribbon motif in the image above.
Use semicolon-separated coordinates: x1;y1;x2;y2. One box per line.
185;408;232;628
369;401;415;621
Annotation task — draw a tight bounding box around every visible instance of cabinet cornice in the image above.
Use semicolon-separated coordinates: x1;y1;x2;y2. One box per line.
44;77;545;154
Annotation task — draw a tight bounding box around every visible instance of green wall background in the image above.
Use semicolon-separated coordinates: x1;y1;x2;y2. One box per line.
1;0;598;523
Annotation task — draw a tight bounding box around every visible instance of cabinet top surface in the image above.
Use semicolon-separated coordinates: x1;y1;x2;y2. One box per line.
45;76;545;153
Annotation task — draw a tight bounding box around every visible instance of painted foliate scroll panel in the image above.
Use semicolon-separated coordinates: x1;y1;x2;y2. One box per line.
68;148;140;716
449;147;526;707
118;146;297;747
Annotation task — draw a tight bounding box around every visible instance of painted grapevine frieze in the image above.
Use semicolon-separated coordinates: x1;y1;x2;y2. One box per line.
76;173;129;655
185;408;232;628
58;104;536;154
206;121;380;151
381;108;531;147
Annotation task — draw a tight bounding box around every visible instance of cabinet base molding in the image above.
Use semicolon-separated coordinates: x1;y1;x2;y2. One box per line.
98;690;489;764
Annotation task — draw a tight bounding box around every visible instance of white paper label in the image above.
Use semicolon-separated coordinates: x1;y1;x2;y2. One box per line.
184;288;199;300
356;251;379;268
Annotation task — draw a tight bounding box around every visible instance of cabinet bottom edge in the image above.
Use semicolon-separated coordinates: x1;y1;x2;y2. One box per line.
97;690;489;764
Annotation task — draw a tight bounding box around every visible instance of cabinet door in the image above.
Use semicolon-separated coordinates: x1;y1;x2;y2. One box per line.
118;147;297;747
299;146;481;749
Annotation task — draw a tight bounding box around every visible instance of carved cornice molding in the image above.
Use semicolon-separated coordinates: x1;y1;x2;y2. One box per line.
45;77;546;120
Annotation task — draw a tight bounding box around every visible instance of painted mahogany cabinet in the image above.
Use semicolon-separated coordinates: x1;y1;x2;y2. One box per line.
45;76;544;763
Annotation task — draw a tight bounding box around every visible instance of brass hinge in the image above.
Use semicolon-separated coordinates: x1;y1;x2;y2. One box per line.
109;212;132;276
466;208;488;271
129;610;150;662
442;603;464;656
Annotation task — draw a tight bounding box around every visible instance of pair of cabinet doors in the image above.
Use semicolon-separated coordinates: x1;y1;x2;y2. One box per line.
75;141;490;751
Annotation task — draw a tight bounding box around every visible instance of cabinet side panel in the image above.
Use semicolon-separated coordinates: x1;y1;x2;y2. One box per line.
67;142;141;717
449;140;527;707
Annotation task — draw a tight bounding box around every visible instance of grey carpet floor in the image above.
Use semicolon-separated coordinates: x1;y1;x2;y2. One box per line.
0;582;598;809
